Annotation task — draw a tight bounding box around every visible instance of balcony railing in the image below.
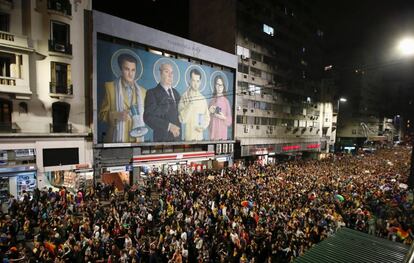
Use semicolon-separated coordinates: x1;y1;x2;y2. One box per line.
50;82;73;95
50;123;72;133
0;76;16;86
0;31;14;42
47;0;72;16
48;40;72;55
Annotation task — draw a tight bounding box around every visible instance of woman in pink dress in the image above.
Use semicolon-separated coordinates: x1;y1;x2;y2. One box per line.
209;75;232;140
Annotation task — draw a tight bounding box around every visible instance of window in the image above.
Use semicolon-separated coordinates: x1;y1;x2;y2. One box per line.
18;102;28;114
50;21;71;54
263;24;274;36
0;52;20;85
236;45;250;58
52;101;70;132
254;117;261;125
0;98;11;131
0;12;10;32
236;115;247;124
50;62;72;94
250;51;262;62
238;81;249;93
249;84;261;94
238;63;249;74
250;67;262;77
317;29;324;37
47;0;72;16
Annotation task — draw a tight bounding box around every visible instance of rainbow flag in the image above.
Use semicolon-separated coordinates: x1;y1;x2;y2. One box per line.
396;227;409;240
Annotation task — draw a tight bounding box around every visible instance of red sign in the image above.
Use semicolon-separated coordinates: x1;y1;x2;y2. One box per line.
306;144;320;149
282;145;301;151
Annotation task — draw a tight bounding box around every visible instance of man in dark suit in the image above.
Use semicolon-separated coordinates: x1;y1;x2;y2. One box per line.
144;63;181;142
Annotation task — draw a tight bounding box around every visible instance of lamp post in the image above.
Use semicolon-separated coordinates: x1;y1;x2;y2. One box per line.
397;37;414;189
335;97;347;152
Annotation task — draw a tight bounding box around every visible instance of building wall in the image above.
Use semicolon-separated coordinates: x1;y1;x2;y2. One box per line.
0;0;93;193
189;0;336;157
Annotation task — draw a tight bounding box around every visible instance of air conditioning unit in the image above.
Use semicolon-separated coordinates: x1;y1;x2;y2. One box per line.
55;43;66;52
244;127;249;133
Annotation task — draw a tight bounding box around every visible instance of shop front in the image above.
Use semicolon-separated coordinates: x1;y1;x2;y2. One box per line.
237;142;322;163
44;165;94;193
0;166;37;202
100;165;133;191
133;151;215;176
0;148;37;202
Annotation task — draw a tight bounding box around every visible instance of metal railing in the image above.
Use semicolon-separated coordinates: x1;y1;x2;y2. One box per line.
47;0;72;16
49;123;72;133
48;40;72;55
49;82;73;95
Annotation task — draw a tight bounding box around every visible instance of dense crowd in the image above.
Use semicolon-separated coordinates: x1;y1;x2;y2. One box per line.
0;146;413;262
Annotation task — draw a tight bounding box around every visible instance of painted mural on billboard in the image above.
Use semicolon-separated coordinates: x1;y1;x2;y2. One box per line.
97;39;234;143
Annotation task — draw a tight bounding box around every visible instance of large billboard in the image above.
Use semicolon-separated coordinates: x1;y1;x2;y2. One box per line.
96;38;234;144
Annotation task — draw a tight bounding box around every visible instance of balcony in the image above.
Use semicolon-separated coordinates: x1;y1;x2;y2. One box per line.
47;0;72;16
50;123;72;133
0;76;16;86
49;82;73;96
48;40;72;55
0;31;13;42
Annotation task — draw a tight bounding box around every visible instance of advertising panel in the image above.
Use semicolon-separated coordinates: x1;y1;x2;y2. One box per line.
96;38;234;144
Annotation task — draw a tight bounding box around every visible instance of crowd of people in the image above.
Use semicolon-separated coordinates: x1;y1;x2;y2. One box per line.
0;146;413;262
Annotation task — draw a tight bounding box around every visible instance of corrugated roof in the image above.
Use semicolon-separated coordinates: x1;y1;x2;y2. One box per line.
295;228;409;263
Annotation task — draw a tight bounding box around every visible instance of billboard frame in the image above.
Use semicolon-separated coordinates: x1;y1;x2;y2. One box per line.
92;11;237;147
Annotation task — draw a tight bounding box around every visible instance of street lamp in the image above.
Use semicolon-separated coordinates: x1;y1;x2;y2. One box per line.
398;37;414;56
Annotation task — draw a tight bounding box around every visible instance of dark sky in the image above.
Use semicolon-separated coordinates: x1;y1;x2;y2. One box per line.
93;0;189;38
318;1;414;64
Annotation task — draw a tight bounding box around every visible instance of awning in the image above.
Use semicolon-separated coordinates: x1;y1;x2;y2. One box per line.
295;228;409;263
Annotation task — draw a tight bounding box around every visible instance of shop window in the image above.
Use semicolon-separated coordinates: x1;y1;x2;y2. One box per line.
0;12;10;32
49;20;72;54
0;98;11;132
50;62;72;95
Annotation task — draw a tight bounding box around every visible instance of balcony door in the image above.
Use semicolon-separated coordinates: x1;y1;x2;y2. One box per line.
52;101;70;132
0;98;11;132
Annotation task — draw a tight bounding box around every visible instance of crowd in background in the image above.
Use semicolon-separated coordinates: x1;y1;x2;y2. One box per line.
0;146;413;262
